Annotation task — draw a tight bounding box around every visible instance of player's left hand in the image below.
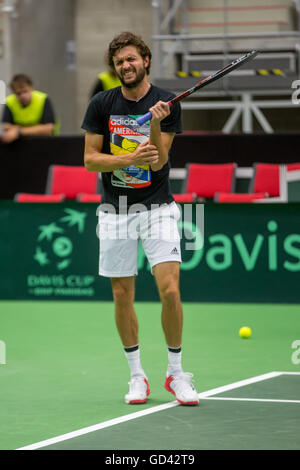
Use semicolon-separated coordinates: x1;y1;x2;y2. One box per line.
149;101;170;124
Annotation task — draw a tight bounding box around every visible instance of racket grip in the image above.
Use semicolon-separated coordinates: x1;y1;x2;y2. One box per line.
136;112;153;126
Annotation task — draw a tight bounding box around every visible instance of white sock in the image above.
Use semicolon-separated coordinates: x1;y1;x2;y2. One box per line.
124;345;146;379
167;346;183;377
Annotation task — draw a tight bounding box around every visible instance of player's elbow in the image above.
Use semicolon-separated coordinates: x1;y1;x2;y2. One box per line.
84;153;96;172
151;163;163;172
84;152;105;172
151;156;168;172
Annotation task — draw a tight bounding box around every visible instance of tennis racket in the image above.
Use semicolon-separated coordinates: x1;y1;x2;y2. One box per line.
136;50;259;126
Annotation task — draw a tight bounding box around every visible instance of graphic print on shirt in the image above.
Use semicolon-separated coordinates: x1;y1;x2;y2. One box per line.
109;115;150;189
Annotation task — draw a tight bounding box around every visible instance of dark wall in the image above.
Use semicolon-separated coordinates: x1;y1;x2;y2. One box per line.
171;132;300;167
0;136;84;199
1;133;300;199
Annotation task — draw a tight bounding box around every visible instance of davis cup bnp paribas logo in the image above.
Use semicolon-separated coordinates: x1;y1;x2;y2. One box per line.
28;208;95;298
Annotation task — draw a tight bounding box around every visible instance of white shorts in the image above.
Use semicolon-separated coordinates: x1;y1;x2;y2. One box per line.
98;202;182;277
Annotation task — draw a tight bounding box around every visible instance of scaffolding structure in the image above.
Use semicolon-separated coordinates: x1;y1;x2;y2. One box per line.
152;0;300;133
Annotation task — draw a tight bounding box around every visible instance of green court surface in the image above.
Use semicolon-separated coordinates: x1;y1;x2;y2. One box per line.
0;301;300;450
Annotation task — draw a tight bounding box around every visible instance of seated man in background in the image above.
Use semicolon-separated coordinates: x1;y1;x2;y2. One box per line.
1;74;56;144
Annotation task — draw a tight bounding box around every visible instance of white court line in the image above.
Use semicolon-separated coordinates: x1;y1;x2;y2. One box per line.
16;371;287;450
196;371;281;398
279;371;300;375
202;397;300;404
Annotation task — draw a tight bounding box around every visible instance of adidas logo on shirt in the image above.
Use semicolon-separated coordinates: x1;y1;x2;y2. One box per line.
171;247;178;255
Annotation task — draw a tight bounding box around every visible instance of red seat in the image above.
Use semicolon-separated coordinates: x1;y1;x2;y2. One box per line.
173;193;196;203
15;193;65;202
46;165;99;199
184;163;237;199
215;192;268;203
77;193;102;202
14;165;99;202
250;163;280;197
286;163;300;172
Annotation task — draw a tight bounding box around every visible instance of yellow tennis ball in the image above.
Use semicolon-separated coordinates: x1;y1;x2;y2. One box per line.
239;326;252;339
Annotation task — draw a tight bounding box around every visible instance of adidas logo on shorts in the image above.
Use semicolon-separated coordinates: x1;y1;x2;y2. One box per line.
171;247;178;255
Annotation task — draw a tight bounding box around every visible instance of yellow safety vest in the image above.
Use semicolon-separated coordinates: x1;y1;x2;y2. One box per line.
98;71;121;90
6;90;48;127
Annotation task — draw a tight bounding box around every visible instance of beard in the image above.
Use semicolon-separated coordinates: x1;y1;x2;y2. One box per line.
118;66;147;89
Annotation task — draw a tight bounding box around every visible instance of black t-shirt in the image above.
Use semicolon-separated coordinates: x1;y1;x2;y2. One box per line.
2;97;56;125
90;79;104;99
81;85;182;211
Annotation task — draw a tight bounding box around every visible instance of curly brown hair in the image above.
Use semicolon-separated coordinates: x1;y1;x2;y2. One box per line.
108;32;152;75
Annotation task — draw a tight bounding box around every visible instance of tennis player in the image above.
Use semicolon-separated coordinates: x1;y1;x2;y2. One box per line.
82;32;198;406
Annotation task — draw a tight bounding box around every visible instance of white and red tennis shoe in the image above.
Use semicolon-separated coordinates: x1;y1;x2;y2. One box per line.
125;376;150;404
164;372;199;405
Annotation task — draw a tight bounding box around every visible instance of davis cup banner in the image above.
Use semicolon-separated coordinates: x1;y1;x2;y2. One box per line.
0;201;299;303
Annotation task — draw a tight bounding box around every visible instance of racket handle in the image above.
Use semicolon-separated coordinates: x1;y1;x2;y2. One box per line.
136;101;173;126
136;111;153;126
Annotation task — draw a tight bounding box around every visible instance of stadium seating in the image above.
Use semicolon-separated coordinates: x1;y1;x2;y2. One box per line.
287;163;300;172
173;193;196;203
14;165;99;202
77;193;102;203
214;192;268;203
182;163;237;200
249;163;280;197
284;163;300;201
14;193;65;203
213;163;282;202
46;165;99;199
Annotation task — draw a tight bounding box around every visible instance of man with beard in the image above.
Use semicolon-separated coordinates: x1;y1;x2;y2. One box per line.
82;32;199;406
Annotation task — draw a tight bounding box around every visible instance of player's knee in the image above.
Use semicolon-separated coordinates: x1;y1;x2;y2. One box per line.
159;282;180;304
111;280;134;304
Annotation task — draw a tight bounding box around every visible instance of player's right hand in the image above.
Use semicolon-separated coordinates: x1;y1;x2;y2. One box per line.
131;141;159;166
